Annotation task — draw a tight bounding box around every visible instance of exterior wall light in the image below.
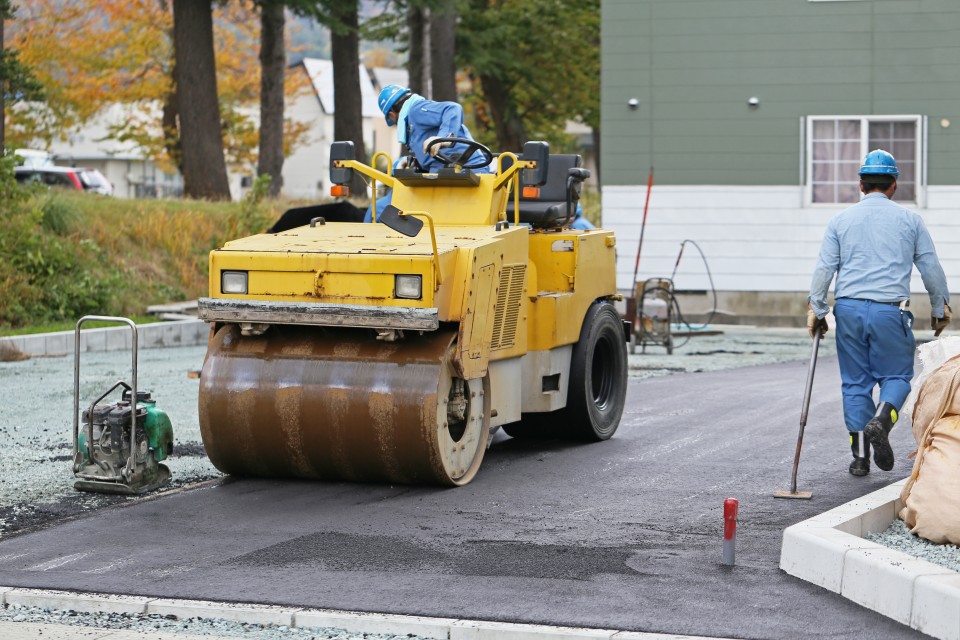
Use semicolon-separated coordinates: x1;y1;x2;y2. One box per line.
627;98;640;110
747;97;760;108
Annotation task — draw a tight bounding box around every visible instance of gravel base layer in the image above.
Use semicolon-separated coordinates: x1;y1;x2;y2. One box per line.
867;519;960;572
0;343;219;540
0;605;424;640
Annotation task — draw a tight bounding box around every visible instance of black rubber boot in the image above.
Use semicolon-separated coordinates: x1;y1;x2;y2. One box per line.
865;402;897;471
848;431;870;476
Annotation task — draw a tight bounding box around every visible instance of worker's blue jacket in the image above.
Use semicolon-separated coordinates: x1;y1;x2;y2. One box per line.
400;98;490;173
808;192;949;317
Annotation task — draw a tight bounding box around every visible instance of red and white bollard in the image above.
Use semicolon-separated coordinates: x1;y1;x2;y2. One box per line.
722;498;738;566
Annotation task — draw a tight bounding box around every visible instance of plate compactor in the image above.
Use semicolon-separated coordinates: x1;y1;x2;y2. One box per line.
72;316;174;495
197;139;630;486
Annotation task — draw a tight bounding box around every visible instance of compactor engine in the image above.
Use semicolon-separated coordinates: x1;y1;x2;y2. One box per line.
198;139;629;486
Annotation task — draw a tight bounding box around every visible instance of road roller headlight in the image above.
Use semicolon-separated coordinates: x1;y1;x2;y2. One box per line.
395;274;422;300
221;270;248;294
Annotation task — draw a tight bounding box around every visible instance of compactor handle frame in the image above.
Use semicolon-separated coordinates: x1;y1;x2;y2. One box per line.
72;316;139;480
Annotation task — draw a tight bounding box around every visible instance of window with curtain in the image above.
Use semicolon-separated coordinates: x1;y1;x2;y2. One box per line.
807;116;921;205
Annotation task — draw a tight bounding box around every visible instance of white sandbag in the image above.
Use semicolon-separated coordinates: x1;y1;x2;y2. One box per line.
901;336;960;418
899;415;960;544
899;354;960;544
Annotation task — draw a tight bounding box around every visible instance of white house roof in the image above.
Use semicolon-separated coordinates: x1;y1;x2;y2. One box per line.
301;58;379;118
370;67;409;93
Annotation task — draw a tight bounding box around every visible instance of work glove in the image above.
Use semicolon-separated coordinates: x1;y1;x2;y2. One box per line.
424;136;452;157
932;303;952;337
807;308;828;339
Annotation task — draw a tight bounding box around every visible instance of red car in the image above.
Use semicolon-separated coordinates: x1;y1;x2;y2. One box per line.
15;166;114;195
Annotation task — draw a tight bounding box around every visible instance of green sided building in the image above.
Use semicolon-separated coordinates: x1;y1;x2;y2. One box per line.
601;0;959;325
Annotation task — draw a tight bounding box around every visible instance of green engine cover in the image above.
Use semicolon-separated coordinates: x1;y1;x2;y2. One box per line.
143;399;174;462
78;398;174;462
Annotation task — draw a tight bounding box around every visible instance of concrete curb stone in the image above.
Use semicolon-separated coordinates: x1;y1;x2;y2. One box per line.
780;479;960;640
0;588;732;640
0;320;208;358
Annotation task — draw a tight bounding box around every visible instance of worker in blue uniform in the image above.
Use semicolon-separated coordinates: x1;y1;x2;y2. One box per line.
366;84;492;223
808;149;951;477
377;84;491;173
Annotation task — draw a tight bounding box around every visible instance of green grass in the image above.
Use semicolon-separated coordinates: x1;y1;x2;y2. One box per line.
2;165;609;332
0;181;297;331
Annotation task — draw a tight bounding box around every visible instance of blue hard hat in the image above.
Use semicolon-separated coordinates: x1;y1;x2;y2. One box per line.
378;84;411;126
859;149;900;177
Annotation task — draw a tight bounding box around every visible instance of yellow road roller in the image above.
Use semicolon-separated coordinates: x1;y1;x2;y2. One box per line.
197;139;628;486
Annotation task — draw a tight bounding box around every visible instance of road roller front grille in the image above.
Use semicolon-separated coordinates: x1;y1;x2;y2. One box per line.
490;264;525;350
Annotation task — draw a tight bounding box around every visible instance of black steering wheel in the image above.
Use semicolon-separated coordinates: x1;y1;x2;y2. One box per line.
426;137;493;170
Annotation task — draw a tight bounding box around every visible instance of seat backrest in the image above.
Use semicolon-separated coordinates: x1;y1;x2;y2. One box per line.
504;154;583;227
533;154;581;202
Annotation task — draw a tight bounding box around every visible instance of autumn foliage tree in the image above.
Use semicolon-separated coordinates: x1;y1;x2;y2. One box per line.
5;0;308;193
0;0;43;154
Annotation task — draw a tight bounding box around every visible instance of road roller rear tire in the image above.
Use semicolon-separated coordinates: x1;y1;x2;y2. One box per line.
198;324;490;486
566;301;628;440
501;302;627;441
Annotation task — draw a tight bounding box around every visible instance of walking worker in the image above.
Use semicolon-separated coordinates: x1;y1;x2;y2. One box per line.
807;149;951;476
376;84;491;174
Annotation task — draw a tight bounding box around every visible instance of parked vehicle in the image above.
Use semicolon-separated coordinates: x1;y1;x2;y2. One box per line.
12;149;55;168
14;166;114;196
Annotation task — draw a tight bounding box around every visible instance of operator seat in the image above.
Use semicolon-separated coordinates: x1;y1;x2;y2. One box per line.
504;154;587;228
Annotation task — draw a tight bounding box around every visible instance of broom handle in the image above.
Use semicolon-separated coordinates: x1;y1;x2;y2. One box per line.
631;168;655;286
791;331;821;493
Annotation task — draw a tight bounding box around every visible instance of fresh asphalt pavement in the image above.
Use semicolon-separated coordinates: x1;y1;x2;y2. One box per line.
0;331;928;639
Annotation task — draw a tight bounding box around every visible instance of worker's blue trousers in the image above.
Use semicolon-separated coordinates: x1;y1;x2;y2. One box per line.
833;298;915;432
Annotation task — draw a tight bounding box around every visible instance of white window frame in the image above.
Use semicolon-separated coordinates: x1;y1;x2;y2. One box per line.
803;115;926;208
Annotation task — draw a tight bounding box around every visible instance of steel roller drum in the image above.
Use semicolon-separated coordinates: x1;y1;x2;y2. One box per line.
198;324;489;486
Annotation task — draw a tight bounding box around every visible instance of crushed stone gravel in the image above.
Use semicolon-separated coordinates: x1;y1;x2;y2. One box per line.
0;344;220;539
867;519;960;572
0;605;429;640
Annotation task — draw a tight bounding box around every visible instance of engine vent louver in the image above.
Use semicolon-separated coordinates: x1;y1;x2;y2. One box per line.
491;264;526;350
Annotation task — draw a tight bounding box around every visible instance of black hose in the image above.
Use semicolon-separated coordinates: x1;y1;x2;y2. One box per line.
635;240;719;351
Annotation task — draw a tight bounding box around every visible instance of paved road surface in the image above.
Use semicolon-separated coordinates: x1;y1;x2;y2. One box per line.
0;356;925;639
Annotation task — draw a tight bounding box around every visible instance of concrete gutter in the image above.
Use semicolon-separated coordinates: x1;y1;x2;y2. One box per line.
0;320;209;357
780;479;960;640
0;588;727;640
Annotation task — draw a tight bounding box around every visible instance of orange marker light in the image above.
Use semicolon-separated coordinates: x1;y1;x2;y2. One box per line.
330;185;350;197
522;186;539;198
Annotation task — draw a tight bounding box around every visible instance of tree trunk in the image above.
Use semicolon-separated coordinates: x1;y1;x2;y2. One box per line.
257;0;285;198
429;1;457;102
406;3;427;95
172;0;231;200
479;72;525;152
330;1;367;197
162;80;182;176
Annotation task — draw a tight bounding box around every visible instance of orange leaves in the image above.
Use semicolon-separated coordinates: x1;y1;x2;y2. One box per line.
7;0;308;173
10;0;171;122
